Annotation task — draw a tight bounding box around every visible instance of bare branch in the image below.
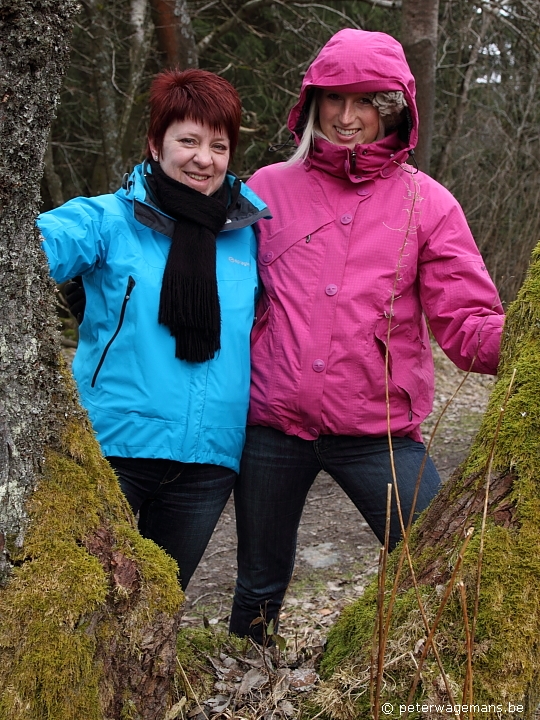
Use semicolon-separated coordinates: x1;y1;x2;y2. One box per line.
197;0;277;57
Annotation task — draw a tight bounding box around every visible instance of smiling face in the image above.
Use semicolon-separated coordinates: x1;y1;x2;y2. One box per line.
150;119;230;196
317;90;381;148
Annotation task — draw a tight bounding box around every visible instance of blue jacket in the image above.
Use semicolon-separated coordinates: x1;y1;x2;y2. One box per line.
38;162;270;472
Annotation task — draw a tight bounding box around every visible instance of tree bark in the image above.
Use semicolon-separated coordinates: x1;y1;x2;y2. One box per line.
150;0;198;69
0;2;182;718
401;0;439;174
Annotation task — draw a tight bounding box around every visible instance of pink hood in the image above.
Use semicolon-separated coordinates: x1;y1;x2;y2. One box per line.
288;29;418;169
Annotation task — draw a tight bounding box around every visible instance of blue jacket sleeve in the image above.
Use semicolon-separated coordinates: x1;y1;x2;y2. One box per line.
37;197;106;283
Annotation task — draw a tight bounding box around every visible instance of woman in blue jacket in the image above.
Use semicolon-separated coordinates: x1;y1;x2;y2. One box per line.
37;69;270;589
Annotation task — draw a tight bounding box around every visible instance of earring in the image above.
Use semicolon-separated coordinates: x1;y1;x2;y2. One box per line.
153;155;158;161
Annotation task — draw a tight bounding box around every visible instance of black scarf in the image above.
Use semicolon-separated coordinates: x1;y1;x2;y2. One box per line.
146;159;232;363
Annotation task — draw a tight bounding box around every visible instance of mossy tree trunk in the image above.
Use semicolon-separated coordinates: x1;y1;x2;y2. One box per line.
317;246;540;719
0;3;183;719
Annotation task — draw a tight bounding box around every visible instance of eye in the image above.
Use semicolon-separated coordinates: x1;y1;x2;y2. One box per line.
359;96;373;105
326;93;341;102
179;137;196;145
213;143;229;153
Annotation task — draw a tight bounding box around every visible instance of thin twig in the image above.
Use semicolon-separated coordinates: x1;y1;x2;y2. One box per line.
458;581;473;719
471;368;517;643
176;657;210;720
373;484;392;718
405;528;474;713
377;174;457;715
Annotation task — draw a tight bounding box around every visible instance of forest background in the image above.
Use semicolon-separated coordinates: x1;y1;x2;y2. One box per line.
43;0;540;308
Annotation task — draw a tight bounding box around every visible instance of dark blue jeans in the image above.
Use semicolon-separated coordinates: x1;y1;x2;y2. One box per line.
229;426;441;641
107;457;236;589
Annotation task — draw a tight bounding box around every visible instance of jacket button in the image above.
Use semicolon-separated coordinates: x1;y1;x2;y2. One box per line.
308;427;319;438
325;284;338;296
357;188;369;196
312;359;325;372
341;214;352;224
261;251;274;264
381;168;391;178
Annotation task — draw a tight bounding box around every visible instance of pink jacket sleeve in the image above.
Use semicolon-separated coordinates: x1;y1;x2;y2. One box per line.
417;179;504;375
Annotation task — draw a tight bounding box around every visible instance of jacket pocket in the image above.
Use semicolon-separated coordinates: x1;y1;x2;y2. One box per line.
258;205;334;267
374;316;416;420
91;275;136;388
251;302;270;346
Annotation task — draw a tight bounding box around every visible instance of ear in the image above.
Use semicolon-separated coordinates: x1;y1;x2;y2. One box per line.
148;138;159;161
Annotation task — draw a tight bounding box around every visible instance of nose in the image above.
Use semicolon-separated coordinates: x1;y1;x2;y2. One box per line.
194;144;212;167
339;99;356;125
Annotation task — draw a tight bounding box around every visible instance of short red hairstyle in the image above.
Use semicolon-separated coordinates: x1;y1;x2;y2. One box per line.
146;69;242;159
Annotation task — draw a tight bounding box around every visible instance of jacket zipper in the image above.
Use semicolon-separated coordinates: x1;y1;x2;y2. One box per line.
91;275;136;387
350;151;357;172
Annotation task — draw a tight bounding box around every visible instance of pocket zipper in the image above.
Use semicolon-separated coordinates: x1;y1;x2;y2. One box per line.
91;276;136;388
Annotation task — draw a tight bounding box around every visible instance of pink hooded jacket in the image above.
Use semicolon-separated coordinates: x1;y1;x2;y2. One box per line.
246;29;504;442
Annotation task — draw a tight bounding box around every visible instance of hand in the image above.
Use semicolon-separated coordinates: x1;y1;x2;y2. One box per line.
64;276;86;324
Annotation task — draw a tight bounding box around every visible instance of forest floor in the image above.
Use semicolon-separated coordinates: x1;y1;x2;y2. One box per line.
173;343;496;720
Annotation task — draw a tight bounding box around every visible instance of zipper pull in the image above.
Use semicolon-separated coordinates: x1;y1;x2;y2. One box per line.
350;151;357;172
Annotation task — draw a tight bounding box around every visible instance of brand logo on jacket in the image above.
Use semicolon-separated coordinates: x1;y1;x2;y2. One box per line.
229;256;250;267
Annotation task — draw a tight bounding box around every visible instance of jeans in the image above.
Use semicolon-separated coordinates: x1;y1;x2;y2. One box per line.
107;456;236;589
229;426;441;641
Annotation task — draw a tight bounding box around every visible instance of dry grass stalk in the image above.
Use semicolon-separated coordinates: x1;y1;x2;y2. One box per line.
176;657;210;720
378;209;476;717
457;581;473;718
404;527;474;716
372;484;393;718
471;368;516;644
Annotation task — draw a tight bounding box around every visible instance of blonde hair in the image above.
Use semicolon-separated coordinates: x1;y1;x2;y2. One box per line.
286;94;320;166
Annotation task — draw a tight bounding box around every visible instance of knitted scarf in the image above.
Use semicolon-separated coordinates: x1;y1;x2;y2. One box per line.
146;159;231;363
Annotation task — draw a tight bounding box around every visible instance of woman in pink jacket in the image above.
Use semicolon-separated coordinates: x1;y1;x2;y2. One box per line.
229;28;505;642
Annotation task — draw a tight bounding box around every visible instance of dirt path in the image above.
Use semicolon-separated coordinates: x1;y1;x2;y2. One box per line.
180;343;496;644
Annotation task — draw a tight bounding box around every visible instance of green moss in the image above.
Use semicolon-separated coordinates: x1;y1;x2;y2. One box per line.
314;245;540;717
175;627;247;708
0;420;182;720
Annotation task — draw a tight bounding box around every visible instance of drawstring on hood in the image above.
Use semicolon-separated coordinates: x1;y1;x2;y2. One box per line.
268;133;295;153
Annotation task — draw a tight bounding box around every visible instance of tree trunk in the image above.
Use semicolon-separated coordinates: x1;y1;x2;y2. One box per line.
0;3;182;718
316;243;540;717
150;0;198;69
401;0;439;174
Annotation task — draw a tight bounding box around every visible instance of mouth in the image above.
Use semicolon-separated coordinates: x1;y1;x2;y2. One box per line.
185;172;211;182
334;126;360;138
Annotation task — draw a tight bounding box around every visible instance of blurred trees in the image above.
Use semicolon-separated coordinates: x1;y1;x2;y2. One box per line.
42;0;540;303
433;0;540;302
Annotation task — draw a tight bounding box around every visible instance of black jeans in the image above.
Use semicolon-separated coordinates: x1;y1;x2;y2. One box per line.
107;456;236;589
229;426;441;641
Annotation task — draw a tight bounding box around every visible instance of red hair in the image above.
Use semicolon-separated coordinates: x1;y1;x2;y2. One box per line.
146;69;242;159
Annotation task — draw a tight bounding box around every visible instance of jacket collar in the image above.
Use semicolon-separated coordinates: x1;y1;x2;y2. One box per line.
305;133;410;183
120;162;271;238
